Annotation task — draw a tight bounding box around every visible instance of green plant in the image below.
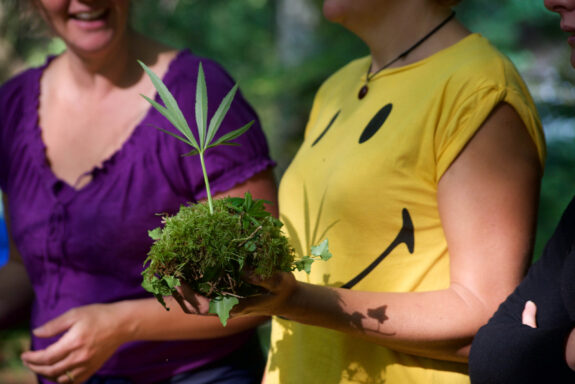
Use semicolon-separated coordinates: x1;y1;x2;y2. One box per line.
139;61;331;325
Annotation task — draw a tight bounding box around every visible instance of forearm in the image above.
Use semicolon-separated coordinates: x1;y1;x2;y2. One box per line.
276;282;494;362
112;296;268;343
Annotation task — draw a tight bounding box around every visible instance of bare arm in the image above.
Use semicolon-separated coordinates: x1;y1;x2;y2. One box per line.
108;167;278;341
233;103;541;362
22;168;277;383
0;194;34;329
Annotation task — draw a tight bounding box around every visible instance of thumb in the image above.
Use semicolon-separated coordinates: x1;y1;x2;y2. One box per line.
521;300;537;328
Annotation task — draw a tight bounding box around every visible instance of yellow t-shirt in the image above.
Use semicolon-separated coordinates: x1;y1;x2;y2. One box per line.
267;34;546;384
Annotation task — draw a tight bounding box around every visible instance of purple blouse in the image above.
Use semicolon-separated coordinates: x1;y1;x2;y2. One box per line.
0;51;275;382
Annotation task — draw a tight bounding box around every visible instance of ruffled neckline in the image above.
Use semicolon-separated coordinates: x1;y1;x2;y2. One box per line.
28;50;188;201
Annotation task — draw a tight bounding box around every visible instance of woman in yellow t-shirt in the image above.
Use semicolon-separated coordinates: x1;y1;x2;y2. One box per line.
179;0;545;383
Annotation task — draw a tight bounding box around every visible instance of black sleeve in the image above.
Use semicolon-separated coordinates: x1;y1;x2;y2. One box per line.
469;197;575;384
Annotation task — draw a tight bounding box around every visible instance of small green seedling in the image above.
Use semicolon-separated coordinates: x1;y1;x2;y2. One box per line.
139;61;331;325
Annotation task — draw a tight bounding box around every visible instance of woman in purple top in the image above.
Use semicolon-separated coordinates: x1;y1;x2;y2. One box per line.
0;1;276;383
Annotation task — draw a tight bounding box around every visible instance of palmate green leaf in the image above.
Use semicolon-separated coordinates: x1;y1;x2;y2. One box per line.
141;95;193;144
195;62;208;150
149;125;195;147
209;295;239;326
209;121;254;148
138;61;199;149
141;95;198;148
206;84;238;146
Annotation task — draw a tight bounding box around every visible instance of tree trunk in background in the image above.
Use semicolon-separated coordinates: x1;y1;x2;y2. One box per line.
277;0;319;67
274;0;320;176
0;2;19;82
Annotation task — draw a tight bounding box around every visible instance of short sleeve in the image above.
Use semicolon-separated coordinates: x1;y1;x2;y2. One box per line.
434;60;545;181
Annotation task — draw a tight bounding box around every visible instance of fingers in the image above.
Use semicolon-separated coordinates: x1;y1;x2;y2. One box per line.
22;350;77;384
22;329;74;367
33;310;76;338
172;284;212;315
243;270;295;293
172;287;195;314
522;300;537;328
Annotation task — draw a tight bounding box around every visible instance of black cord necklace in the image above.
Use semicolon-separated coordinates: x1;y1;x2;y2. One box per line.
358;11;456;100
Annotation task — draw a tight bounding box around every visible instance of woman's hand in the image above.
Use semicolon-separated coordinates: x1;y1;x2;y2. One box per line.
175;270;298;319
173;283;212;315
232;270;298;317
522;300;575;371
20;303;132;384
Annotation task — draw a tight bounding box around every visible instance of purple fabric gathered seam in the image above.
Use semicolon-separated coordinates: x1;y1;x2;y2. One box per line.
0;50;275;383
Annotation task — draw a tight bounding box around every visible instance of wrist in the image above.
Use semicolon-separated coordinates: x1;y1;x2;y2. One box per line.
274;278;305;319
108;300;141;343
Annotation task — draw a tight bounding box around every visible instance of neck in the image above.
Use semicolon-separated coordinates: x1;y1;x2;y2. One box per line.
351;4;466;73
61;29;145;92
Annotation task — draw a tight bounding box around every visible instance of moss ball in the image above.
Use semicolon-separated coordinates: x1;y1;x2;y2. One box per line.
142;196;294;301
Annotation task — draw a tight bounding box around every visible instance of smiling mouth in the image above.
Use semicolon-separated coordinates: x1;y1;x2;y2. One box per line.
70;9;109;21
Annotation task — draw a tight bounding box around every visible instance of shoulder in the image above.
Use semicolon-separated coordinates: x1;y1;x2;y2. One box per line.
0;66;40;111
438;34;527;92
0;63;45;136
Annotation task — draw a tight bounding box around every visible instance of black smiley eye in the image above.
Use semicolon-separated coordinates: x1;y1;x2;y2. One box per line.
311;110;340;147
359;103;393;144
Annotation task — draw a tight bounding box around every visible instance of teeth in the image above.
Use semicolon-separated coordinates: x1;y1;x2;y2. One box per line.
73;9;107;21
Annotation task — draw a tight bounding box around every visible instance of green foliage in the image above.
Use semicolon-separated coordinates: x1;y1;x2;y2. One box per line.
142;195;295;309
139;60;253;214
293;239;332;274
139;59;330;325
209;296;239;327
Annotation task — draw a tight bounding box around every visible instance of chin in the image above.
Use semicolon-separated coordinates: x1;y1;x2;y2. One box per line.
322;0;346;23
68;32;121;56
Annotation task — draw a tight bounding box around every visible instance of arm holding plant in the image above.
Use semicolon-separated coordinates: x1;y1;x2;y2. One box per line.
20;61;277;383
181;103;541;363
20;172;274;384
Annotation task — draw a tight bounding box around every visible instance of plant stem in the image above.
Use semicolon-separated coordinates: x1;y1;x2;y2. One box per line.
199;152;214;214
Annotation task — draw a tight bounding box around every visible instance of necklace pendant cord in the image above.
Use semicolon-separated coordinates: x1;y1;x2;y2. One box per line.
357;11;456;100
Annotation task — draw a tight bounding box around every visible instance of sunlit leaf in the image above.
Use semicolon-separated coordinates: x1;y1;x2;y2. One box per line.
138;61;193;143
209;121;253;147
311;239;332;261
207;84;238;146
148;228;163;240
209;295;239;326
195;62;208;150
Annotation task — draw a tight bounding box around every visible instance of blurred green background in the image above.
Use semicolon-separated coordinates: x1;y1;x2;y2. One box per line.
0;0;574;381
